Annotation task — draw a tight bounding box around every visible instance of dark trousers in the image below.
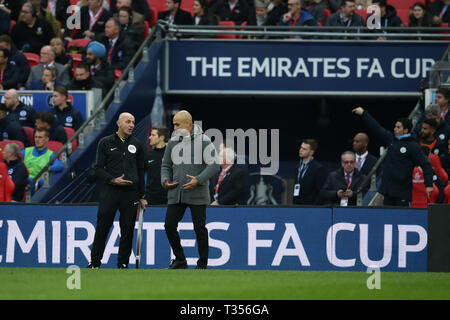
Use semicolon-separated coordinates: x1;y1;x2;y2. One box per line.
383;195;410;207
91;185;139;266
164;203;209;267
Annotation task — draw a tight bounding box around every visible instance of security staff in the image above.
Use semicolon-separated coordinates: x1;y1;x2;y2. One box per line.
144;126;169;205
51;86;83;132
88;112;147;269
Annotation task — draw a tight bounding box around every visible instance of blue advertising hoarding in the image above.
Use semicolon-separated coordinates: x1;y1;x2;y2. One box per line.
0;205;428;271
166;40;448;96
0;90;94;122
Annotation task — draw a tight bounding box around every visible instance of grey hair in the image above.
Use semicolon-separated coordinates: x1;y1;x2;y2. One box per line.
341;150;356;161
425;104;440;117
5;142;21;157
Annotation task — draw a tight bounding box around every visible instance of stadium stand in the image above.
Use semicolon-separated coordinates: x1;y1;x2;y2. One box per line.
23;52;41;69
217;21;236;39
46;141;63;155
64;127;78;152
8;20;16;34
22;127;35;147
0;140;25;151
411;167;439;208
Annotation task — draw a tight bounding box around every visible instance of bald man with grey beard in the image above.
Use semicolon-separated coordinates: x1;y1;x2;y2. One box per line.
88;112;147;269
352;132;379;177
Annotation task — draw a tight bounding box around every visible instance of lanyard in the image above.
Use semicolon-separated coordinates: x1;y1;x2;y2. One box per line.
89;8;104;30
297;162;309;182
0;68;4;83
215;166;232;194
344;173;353;189
440;5;448;19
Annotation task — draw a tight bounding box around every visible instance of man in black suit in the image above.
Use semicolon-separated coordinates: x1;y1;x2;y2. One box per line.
210;147;247;205
320;151;366;206
292;139;326;205
352;132;378;177
158;0;194;25
65;0;111;40
96;17;134;71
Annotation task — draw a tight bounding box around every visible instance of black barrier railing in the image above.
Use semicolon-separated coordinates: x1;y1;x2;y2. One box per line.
162;23;450;40
24;23;161;202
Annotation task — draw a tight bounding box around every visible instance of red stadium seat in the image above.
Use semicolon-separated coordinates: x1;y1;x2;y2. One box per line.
397;9;411;26
323;8;331;25
67;52;82;76
411;167;439;208
149;7;158;26
63;127;78;152
0;140;25;151
67;39;92;52
22;126;35;146
46;141;63;155
217;21;236;39
23;52;41;69
147;0;166;14
114;69;122;82
444;185;450;204
8;20;16;34
0;162;15;202
180;0;194;15
430;154;448;184
69;0;78;4
393;0;425;10
143;21;150;40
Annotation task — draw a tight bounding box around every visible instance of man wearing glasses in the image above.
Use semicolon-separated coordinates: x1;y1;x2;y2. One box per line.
320;151;366;206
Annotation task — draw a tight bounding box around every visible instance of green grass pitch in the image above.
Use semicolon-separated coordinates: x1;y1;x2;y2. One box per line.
1;267;449;300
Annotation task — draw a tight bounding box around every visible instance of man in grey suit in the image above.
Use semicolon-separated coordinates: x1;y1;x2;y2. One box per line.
161;110;220;270
26;45;70;88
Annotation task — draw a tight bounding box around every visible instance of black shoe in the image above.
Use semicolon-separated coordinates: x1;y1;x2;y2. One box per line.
195;265;207;269
118;263;128;269
87;263;100;269
167;259;188;269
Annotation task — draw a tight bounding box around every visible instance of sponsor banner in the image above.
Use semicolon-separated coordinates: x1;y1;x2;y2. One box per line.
0;90;92;122
0;205;427;271
167;40;447;95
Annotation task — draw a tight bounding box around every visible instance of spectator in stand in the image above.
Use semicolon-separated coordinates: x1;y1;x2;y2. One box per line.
247;0;272;27
370;0;403;27
35;110;67;144
67;63;106;96
50;37;73;71
292;138;326;205
22;128;63;191
0;0;25;21
85;41;114;92
10;2;55;54
418;118;448;156
2;142;29;202
352;107;434;206
110;0;152;21
51;86;83;132
210;147;247;205
302;0;327;25
114;0;146;28
95;18;134;71
427;0;450;26
212;0;250;25
419;146;446;203
265;0;288;26
435;87;450;126
193;0;218;26
26;45;70;88
414;104;450;148
0;5;11;35
0;103;30;147
408;2;430;27
158;0;194;25
0;48;21;90
320;151;366;206
26;0;61;38
352;132;378;177
27;65;64;90
0;35;31;87
117;6;144;50
279;0;318;34
40;0;72;26
326;0;365;28
3;89;36;128
64;0;111;41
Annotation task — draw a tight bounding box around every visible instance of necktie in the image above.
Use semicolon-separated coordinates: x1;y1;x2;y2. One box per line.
356;156;362;171
440;5;448;19
298;163;307;182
